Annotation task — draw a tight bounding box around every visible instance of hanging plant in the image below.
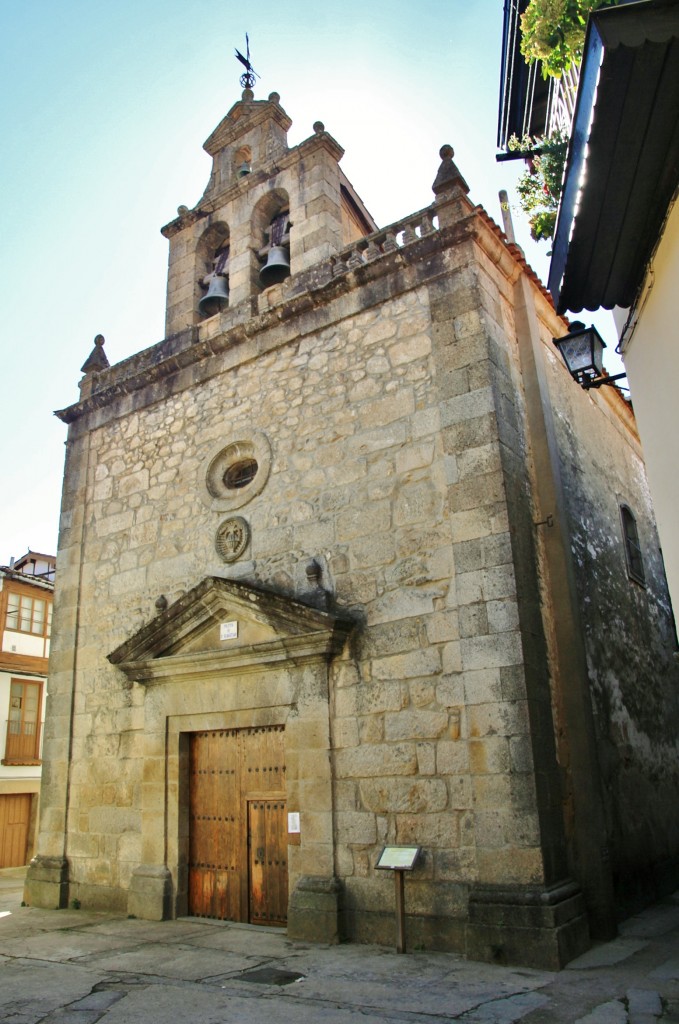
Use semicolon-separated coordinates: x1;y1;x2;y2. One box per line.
508;130;569;242
520;0;618;78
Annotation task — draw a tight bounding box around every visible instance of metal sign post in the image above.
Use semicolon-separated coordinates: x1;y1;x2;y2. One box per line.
376;845;421;954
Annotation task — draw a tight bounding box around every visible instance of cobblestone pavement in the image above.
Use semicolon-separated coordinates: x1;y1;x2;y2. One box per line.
1;869;678;1023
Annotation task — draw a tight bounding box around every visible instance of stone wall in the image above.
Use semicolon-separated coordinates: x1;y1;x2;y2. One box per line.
28;121;679;965
36;212;561;936
543;332;679;913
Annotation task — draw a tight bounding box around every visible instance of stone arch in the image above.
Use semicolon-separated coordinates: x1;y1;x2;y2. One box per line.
196;221;231;319
233;144;252;179
251;188;291;294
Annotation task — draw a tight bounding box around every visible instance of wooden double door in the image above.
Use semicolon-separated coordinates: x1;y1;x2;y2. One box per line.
188;726;288;925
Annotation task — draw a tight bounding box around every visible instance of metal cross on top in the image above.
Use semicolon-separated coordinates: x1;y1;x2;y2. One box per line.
235;34;260;91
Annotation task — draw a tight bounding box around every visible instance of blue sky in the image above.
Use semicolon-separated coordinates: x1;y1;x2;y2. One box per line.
0;0;617;563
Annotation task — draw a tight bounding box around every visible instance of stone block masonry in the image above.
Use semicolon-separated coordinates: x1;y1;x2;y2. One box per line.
26;89;679;969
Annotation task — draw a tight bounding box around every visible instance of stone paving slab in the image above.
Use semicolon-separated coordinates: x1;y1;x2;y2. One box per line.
0;958;103;1022
623;902;679;940
2;873;679;1023
567;940;650;970
77;942;262;981
456;991;552;1021
651;960;679;981
264;951;551;1017
574;1001;628;1024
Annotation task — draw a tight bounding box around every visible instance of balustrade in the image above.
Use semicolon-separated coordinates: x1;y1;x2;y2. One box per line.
331;207;439;277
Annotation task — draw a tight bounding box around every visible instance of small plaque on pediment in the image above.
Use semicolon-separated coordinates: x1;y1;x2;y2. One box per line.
220;621;238;641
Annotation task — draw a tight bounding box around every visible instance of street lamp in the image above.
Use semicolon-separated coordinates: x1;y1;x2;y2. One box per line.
553;322;627;390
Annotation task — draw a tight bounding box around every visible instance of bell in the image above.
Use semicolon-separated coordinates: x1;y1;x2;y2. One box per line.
198;275;229;317
259;246;291;288
237;161;251;177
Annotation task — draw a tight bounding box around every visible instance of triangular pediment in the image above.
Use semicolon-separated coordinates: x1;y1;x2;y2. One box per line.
203;94;292;157
108;576;353;683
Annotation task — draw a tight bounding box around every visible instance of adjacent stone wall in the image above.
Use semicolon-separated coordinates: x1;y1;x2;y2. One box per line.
543;334;679;913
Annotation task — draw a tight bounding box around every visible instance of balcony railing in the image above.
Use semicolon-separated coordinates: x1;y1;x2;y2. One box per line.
548;63;580;138
3;719;43;764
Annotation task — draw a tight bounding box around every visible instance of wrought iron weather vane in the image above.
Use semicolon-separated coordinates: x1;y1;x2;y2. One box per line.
235;34;259;91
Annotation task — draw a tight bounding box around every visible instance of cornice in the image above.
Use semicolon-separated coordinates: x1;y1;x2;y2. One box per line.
55;221;472;427
116;631;348;685
56;204;560;431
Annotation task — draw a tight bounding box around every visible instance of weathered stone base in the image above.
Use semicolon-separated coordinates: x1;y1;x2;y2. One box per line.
287;875;341;944
67;881;128;914
341;906;468;954
23;855;69;910
127;865;173;921
467;880;590;969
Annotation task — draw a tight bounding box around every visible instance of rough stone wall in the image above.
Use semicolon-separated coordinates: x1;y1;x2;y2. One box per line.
542;334;679;912
466;243;571;890
34;175;679;956
41;222;562;932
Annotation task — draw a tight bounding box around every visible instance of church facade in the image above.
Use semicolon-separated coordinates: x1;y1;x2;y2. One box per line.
25;88;679;968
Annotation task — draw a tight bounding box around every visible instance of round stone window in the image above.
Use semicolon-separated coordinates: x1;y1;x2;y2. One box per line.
199;432;272;511
224;458;258;490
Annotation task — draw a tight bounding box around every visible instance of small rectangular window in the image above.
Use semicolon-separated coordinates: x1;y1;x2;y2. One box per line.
620;505;645;586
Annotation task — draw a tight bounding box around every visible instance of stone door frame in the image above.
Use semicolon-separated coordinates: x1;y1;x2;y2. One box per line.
107;576;353;934
174;709;291;920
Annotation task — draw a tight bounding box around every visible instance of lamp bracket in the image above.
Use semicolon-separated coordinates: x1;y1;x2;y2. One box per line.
581;372;627;390
534;514;554;529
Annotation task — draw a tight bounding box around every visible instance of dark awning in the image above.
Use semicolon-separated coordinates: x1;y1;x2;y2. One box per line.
548;0;679;314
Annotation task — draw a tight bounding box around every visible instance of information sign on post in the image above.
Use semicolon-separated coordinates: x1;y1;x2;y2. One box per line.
376;845;421;953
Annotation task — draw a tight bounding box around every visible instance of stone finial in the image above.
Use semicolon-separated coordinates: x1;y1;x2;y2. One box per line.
177;205;189;217
268;92;281;105
242;88;254;102
313;121;325;135
304;558;330;611
432;144;469;197
80;335;110;375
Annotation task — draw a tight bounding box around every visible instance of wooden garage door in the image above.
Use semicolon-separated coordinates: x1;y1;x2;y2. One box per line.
189;726;287;925
0;793;31;868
